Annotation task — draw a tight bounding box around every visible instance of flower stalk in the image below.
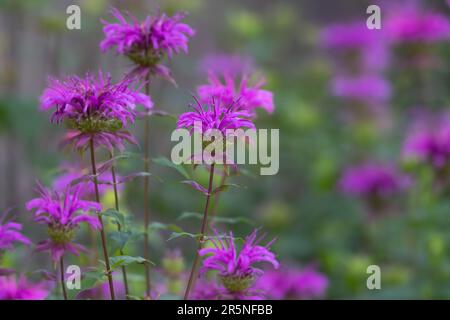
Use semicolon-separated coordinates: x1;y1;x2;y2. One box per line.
109;152;130;298
59;256;67;300
184;163;215;300
89;138;115;300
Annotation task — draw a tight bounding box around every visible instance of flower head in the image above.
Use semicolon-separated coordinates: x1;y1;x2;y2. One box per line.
330;75;391;106
197;73;274;115
339;162;411;198
199;53;254;77
403;112;450;169
0;276;48;300
177;97;256;136
257;266;328;299
386;6;450;44
101;8;195;81
26;183;101;262
40;71;151;151
199;229;279;295
0;211;30;252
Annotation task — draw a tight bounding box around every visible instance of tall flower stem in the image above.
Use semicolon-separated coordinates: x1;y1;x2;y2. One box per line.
143;74;152;297
184;163;216;300
109;152;130;298
60;256;67;300
89;138;115;300
210;168;227;222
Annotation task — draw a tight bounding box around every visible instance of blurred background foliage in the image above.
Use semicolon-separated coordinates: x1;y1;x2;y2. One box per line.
0;0;450;299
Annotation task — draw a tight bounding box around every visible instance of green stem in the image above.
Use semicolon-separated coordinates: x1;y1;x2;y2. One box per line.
60;256;67;300
143;74;152;297
184;163;216;300
89;138;115;300
109;152;130;299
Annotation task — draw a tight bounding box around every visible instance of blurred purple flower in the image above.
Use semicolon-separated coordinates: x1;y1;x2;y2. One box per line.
177;97;255;136
403;113;450;168
101;7;195;82
191;278;222;300
320;22;389;72
386;6;450;44
77;279;126;300
0;276;48;300
339;162;411;198
331;75;391;105
199;53;254;77
0;220;30;252
197;73;274;115
40;71;151;151
25;183;101;262
257;266;328;299
199;229;279;295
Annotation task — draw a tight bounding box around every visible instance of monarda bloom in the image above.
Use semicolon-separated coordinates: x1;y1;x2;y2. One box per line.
197;72;274;116
257;266;328;299
403;113;450;170
25;183;101;262
100;7;195;81
39;71;152;152
177;97;256;136
339;162;411;214
0;276;48;300
386;6;450;44
330;75;391;107
199;230;279;298
0;212;30;252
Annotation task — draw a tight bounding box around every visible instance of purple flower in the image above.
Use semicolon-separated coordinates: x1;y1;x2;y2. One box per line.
197;73;274;115
386;6;450;44
199;53;254;77
199;229;279;295
403;112;450;168
77;279;126;300
191;278;222;300
0;212;30;252
320;22;389;72
177;97;256;136
330;75;391;105
339;162;411;198
101;7;195;81
25;183;101;262
40;71;151;151
257;266;328;299
0;276;48;300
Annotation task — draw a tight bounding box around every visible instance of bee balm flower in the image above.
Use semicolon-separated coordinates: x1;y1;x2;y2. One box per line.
39;71;152;151
100;7;195;82
199;230;279;296
26;183;101;262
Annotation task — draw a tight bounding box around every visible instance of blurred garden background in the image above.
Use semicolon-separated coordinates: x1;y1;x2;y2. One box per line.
0;0;450;299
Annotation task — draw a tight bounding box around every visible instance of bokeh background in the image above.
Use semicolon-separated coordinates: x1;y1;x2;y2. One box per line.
1;0;450;299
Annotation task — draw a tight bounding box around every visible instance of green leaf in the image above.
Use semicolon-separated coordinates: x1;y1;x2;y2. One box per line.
148;222;183;233
167;232;203;241
102;209;126;229
153;156;190;179
177;211;253;226
211;183;246;195
109;256;154;270
109;230;132;253
80;269;105;291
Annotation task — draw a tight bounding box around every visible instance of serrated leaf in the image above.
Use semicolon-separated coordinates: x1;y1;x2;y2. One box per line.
153;156;190;179
109;255;154;270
